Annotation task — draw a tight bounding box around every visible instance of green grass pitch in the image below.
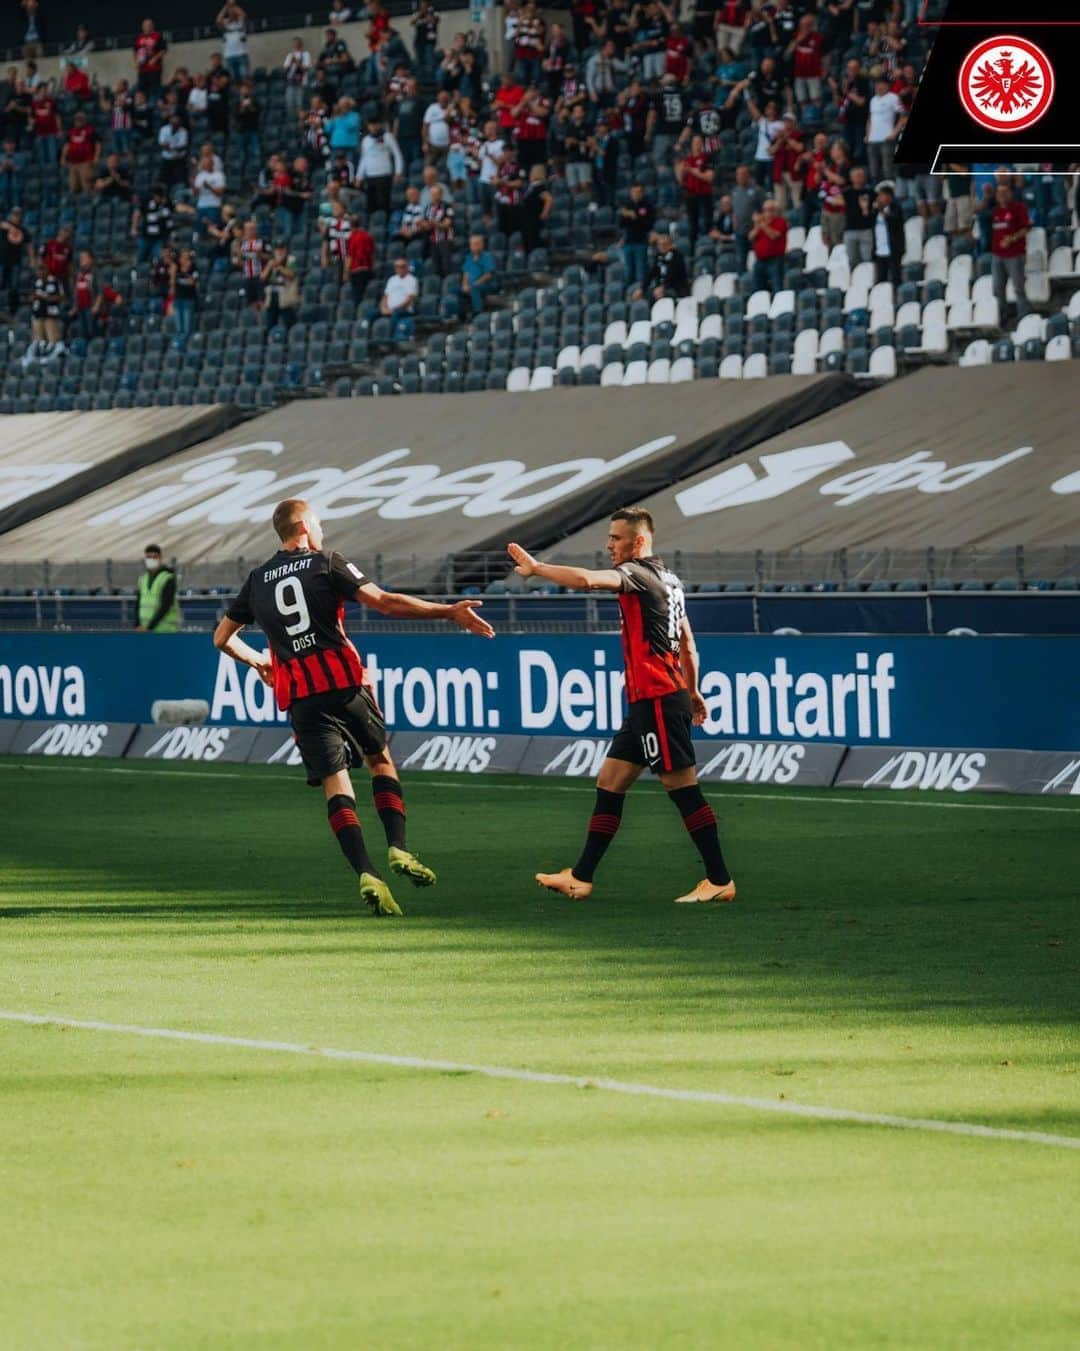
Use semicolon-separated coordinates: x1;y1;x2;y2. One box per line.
1;755;1079;1349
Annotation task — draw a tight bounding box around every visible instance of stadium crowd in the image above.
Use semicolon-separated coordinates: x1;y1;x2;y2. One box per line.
0;0;1076;401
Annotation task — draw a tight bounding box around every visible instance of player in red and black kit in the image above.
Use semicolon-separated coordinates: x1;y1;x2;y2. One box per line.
507;508;735;905
214;497;494;916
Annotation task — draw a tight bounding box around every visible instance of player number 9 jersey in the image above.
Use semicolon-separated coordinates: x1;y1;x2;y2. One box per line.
226;548;368;710
615;556;688;703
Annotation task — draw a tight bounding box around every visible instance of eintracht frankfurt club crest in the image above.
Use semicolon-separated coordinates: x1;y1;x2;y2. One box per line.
958;35;1054;133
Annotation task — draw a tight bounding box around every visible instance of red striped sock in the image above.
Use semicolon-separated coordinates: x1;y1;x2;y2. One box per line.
573;788;626;883
667;784;730;886
371;774;407;849
327;793;377;878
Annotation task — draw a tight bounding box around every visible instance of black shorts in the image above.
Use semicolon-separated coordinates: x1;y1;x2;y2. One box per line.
242;276;263;304
609;689;696;775
288;685;387;786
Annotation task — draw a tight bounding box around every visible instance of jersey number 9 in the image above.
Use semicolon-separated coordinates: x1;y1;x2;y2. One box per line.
274;576;311;635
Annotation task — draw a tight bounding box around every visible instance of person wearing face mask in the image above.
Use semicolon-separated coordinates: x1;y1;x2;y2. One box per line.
136;544;181;632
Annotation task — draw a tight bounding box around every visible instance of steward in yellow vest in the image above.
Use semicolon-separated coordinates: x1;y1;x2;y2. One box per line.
136;544;181;632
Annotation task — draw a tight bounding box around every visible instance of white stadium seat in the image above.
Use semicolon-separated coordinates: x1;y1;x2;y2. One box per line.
947;254;973;287
924;235;947;266
646;358;671;383
819;326;845;358
746;289;771;318
600;361;624;386
650;297;676;326
972;295;1000;330
579;344;603;371
712;273;738;300
1013;313;1047;345
692;274;713;304
528;366;554;391
506;367;530;392
622;360;648;386
742;353;767;378
671;318;699;347
959;339;991;367
668;356;695;382
850;261;875;294
896;301;921;330
1068;290;1080;320
675;296;699;325
869;281;894;312
946;300;974;331
603;320;627;347
791;349;817;375
719;354;743;378
1048;247;1076;279
626;320;652;347
1045;334;1072;362
769;289;795;319
698;313;723;342
555;345;580;372
785;225;806;253
868;345;897;378
794;328;819;361
971;274;995;305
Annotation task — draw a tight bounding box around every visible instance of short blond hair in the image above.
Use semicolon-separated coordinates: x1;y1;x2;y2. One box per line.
272;498;309;541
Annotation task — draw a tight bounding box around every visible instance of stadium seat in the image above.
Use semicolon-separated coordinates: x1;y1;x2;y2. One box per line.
622;361;648;386
668;357;694;383
505;367;531;393
646;359;670;384
959;339;991;367
529;367;555;392
742;353;766;378
719;354;743;379
600;362;624;387
1045;334;1072;362
869;346;897;379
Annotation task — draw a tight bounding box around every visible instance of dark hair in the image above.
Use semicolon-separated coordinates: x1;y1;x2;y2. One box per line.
144;544;162;556
272;498;308;541
610;506;655;537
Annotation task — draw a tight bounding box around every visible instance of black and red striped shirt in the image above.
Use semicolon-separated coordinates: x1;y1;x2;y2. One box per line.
616;557;687;703
226;548;368;711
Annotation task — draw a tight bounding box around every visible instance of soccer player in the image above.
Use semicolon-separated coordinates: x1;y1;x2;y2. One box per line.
507;508;735;904
213;497;494;916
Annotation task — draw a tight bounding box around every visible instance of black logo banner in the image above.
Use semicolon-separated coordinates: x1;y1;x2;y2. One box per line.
899;2;1080;167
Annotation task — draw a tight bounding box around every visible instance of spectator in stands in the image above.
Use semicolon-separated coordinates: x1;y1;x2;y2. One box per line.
714;0;749;56
93;153;133;203
169;247;199;348
460;232;496;317
843;166;873;265
941;165;974;243
393;78;425;168
158;114;189;193
192;147;226;233
327;95;361;157
356;115;403;215
640;230;689;302
621;182;655;290
283;37;311;119
136;546;181;633
520;164;553;252
819;139;850;249
61;61;93;108
562;104;593;199
217;2;250;80
368;256;417;338
231;79;261;179
21;0;45;59
129;178;171;265
43;224;73;290
320;198;352;278
206;202;240;270
586;40;626;108
346;216;375;304
747;95;784;190
866;77;904;184
0;137;25;211
70;249;98;337
30;259;64;349
30;85;61;167
772;114;805;210
990;183;1031;321
872;182;903;288
281;155;312;237
134;18;167;96
319;27;354;85
59;111;98;197
393;183;424;242
262;242;299;330
149;242;173;309
830;58;869;165
412;2;441;78
0;205;33;315
422;89;453;164
677;134;715;249
749;198;787;293
729;163;764;273
238;218;267;310
420;184;455;276
100;79;134;154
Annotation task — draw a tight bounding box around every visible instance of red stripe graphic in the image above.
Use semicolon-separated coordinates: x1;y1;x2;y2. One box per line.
374;792;406;815
323;648;349;689
683;806;716;833
653;698;672;771
589;814;622;836
329;808;360;833
342;641;365;686
304;651;331;693
289;655;310;701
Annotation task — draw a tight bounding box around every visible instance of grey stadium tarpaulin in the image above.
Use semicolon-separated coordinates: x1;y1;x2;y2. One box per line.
551;365;1080;555
0;404;232;536
0;377;856;573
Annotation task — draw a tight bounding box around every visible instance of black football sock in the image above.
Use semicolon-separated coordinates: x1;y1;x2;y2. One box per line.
371;774;407;849
327;794;378;878
572;788;626;883
667;784;731;886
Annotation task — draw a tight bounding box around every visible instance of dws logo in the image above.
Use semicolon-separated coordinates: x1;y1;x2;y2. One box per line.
676;441;1033;515
542;740;610;777
144;727;234;761
401;736;496;772
1042;759;1080;796
863;751;986;792
27;722;110;756
699;741;805;784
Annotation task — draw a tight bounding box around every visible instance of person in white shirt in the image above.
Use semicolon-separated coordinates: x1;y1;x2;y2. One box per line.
477;120;504;216
217;2;249;80
866;78;904;184
366;256;418;337
283;38;312;118
187;72;209;117
192;149;226;229
747;96;784;190
356;117;404;215
422;90;452;163
157;115;189;190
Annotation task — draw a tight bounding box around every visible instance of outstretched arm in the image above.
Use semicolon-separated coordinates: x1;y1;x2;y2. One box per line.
679;615;707;725
212;617;274;684
355;582;494;638
507;542;622;592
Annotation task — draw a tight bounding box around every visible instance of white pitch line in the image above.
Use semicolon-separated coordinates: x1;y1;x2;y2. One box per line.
1;1010;1078;1152
1;760;1078;813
